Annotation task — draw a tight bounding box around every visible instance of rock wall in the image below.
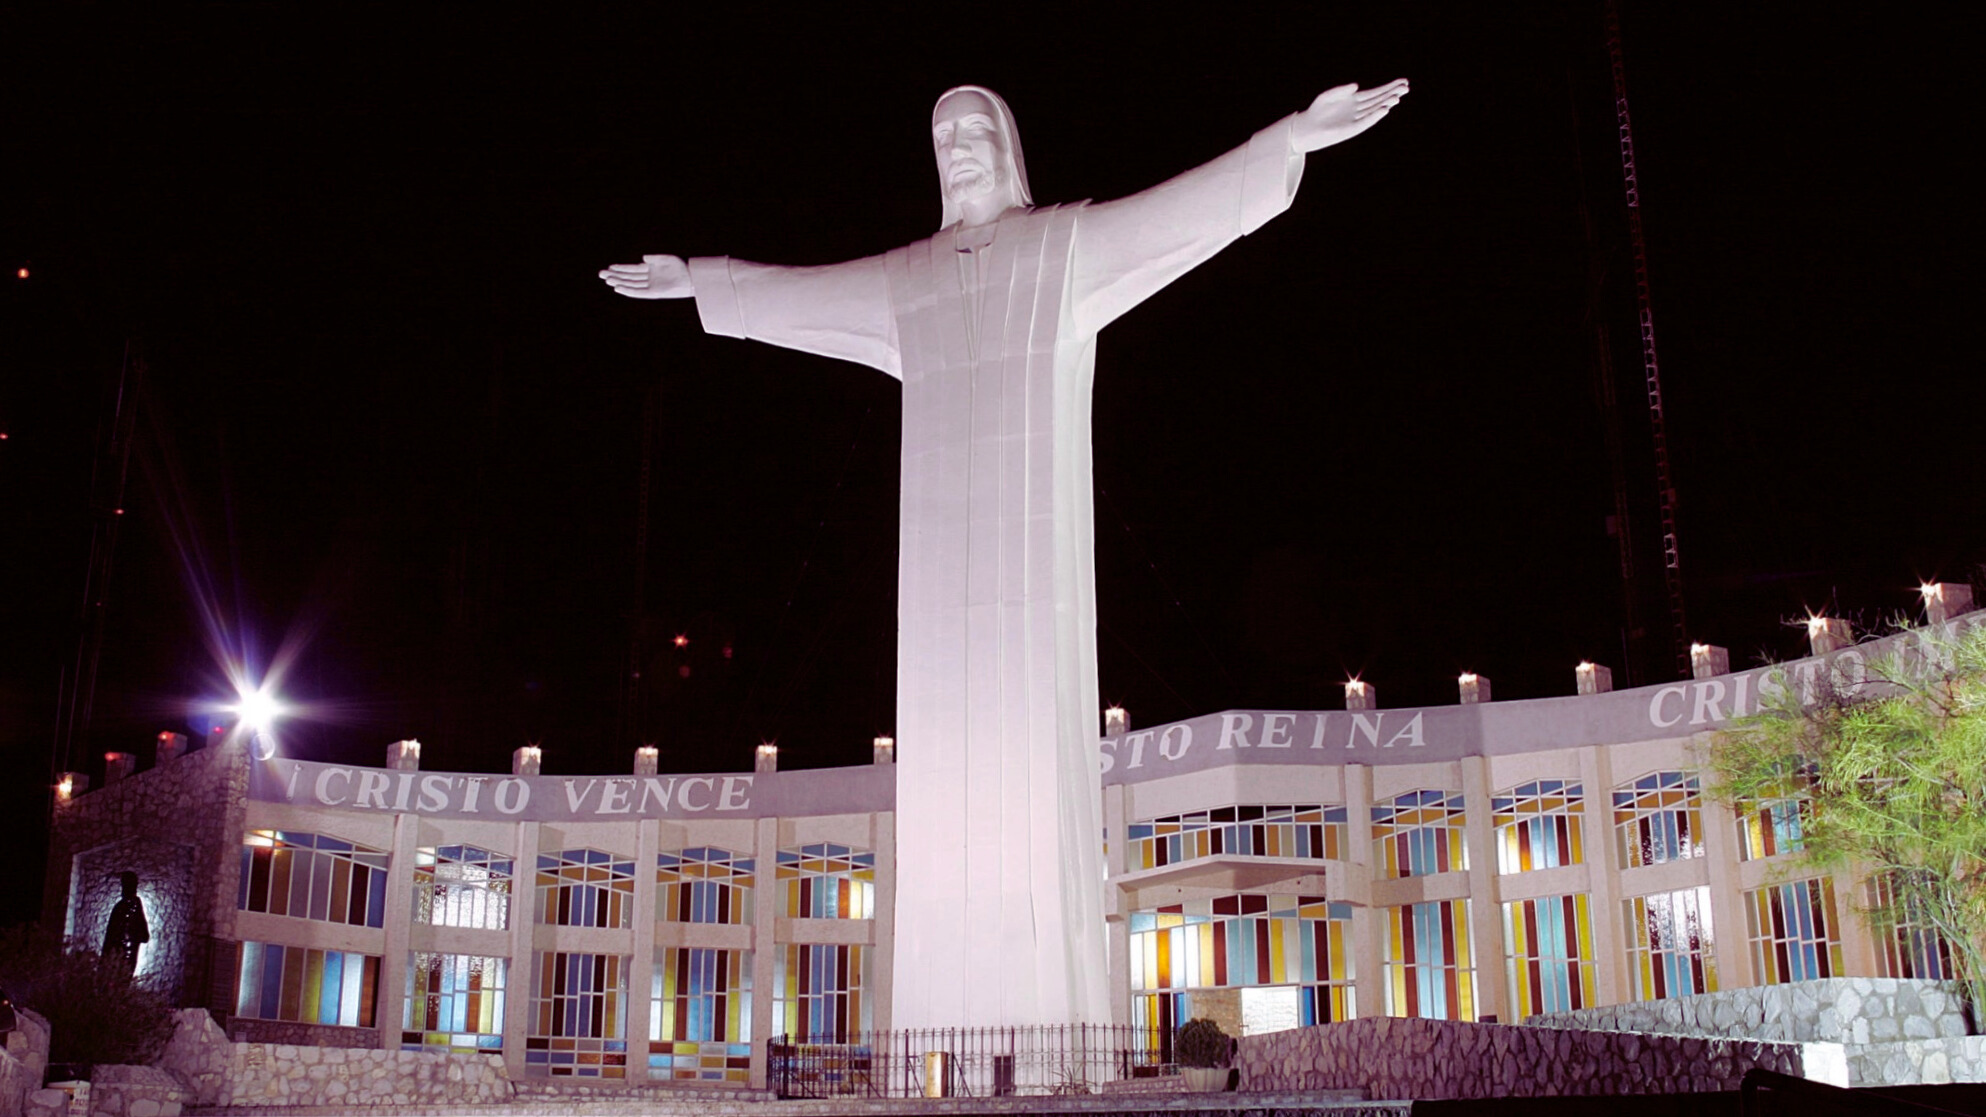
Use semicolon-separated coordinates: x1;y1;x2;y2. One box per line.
2;1009;51;1117
1236;1016;1822;1098
84;1066;190;1117
154;1010;230;1106
43;742;249;1014
225;1020;377;1050
222;1043;513;1107
1526;977;1972;1045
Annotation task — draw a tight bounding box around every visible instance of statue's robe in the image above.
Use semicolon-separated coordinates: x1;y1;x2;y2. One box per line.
687;116;1304;1029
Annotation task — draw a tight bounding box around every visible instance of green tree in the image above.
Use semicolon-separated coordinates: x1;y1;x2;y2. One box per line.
1706;624;1986;1018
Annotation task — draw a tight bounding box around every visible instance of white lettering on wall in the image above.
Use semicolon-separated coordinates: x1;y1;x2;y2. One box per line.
564;779;599;813
1158;724;1193;761
1347;713;1383;750
353;770;392;810
1383;712;1425;748
718;776;751;811
1690;679;1728;725
1217;713;1254;750
417;775;452;812
639;778;678;813
460;777;489;813
1309;714;1328;750
1124;731;1153;768
1649;685;1688;729
314;767;352;805
1259;713;1295;748
493;779;529;815
678;777;715;812
596;779;634;814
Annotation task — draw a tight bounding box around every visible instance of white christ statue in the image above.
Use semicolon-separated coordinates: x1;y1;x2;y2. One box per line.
602;79;1409;1030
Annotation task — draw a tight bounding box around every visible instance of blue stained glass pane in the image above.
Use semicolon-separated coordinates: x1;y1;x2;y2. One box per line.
260;944;284;1019
320;951;344;1024
367;866;388;927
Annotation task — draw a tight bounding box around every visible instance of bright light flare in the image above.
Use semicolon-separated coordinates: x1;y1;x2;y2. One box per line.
1922;582;1944;601
229;686;286;730
1458;672;1478;685
1804;613;1829;637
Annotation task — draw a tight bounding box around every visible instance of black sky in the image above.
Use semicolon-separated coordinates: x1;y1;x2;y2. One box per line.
3;5;1977;925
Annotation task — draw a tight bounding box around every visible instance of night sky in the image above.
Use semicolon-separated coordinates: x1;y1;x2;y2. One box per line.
3;6;1976;926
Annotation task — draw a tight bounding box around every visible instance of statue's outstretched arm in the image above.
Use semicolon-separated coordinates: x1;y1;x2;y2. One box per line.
599;254;694;299
1290;79;1409;153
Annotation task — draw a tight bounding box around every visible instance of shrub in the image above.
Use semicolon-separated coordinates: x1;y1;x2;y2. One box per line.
1175;1017;1231;1068
0;924;175;1068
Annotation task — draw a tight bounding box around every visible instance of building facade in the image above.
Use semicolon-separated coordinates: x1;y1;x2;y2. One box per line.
45;612;1969;1090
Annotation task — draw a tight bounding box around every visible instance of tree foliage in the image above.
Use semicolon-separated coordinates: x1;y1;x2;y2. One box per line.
1706;624;1986;1017
0;924;177;1068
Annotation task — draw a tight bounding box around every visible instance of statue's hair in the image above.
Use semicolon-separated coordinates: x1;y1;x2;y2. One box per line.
933;85;1033;229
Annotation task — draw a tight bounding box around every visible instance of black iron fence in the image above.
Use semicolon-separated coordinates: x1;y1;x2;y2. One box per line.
769;1023;1170;1099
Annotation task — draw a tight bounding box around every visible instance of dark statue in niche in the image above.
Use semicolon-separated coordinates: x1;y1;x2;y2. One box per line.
101;871;149;976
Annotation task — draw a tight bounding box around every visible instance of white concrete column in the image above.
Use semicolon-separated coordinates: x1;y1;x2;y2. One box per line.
1577;745;1625;1007
501;820;541;1080
1341;763;1380;1019
870;809;896;1034
1575;662;1614;695
377;810;421;1050
1459;756;1502;1022
1922;582;1974;625
1691;644;1730;679
1696;762;1751;991
626;817;661;1082
749;815;779;1089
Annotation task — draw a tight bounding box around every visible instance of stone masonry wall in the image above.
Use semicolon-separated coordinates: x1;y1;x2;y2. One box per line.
43;741;249;1013
2;1009;51;1117
1526;977;1972;1045
1236;1016;1821;1098
225;1020;378;1050
222;1043;513;1108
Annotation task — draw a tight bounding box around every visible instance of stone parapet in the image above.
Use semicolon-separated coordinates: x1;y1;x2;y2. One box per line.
224;1021;377;1050
1847;1036;1986;1086
222;1044;513;1108
155;1010;230;1106
1525;977;1972;1045
1236;1016;1817;1098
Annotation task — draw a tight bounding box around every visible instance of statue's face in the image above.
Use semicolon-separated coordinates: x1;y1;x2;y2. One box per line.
933;90;1007;206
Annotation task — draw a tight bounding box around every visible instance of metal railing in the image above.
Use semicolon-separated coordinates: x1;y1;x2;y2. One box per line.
769;1024;1169;1099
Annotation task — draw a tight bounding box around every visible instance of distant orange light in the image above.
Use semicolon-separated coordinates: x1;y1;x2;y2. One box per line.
114;508;124;515
673;634;689;648
15;267;26;280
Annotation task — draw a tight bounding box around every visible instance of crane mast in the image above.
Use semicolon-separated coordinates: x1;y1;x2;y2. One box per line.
1607;1;1690;677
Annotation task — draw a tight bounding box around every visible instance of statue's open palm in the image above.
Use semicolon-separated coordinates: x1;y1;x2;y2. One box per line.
1292;79;1409;152
599;254;694;299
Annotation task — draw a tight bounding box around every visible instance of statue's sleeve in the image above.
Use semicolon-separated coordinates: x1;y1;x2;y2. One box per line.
1070;116;1303;334
686;255;901;380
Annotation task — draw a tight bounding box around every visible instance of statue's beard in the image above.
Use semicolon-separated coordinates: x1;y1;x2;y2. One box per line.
946;164;1000;204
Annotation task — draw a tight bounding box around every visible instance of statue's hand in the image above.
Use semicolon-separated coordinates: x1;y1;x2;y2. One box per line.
1291;79;1409;153
599;254;695;299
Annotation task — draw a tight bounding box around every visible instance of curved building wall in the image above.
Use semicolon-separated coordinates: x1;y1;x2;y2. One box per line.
46;614;1973;1085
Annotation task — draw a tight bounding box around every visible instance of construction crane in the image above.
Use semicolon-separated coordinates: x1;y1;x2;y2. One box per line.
1606;1;1690;677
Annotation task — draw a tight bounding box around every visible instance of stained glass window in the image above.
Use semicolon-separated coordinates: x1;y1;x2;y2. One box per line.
1371;790;1467;878
1868;873;1956;981
414;845;512;930
1491;780;1584;874
650;947;753;1082
238;830;388;928
776;844;874;920
526;952;627;1078
236;941;378;1027
774;943;870;1041
1745;878;1844;984
657;847;754;925
1383;900;1475;1020
535;849;635;928
1623;886;1717;1000
1129;894;1355;1026
1734;797;1809;861
1502;894;1595;1017
1612;771;1703;868
403;953;505;1054
1125;805;1346;870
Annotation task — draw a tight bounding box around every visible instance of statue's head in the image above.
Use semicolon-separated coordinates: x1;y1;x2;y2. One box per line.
933;86;1032;228
119;871;138;897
